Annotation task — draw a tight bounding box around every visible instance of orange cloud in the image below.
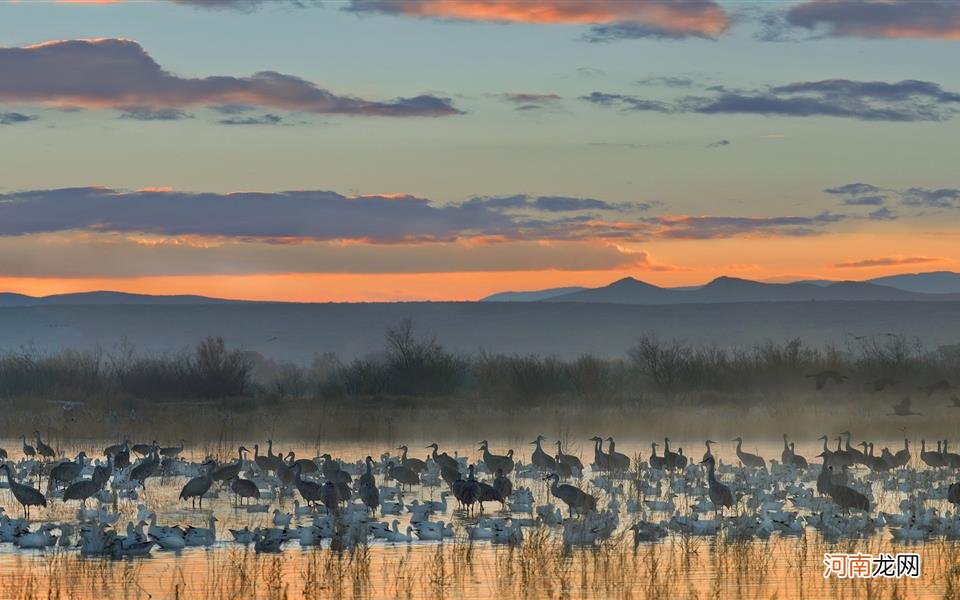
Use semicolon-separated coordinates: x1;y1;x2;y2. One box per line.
348;0;729;37
833;256;944;269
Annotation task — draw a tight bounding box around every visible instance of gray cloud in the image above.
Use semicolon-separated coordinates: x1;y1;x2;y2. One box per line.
501;93;562;104
902;187;960;209
120;107;193;121
0;187;843;244
825;182;960;210
649;213;845;239
636;76;696;88
842;195;886;206
579;92;674;113
785;0;960;40
582;79;960;122
0;112;36;125
218;113;284;125
0;39;461;118
824;183;884;196
867;207;896;220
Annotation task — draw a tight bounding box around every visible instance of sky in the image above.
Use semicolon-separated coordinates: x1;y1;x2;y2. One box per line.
1;0;959;301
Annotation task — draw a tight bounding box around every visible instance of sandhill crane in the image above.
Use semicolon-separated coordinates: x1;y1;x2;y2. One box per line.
893;434;911;467
922;379;955;396
0;464;46;519
114;444;131;470
130;447;161;488
545;472;596;517
320;454;352;486
531;435;557;471
131;440;156;457
387;461;421;488
889;397;922;417
821;464;869;512
732;437;766;469
649;443;666;470
700;455;733;517
949;483;960;507
555;441;583;472
63;477;103;507
806;370;848;390
358;459;380;515
606;437;630;471
33;431;55;460
229;476;260;507
479;441;514;474
663;438;681;470
358;456;376;489
866;377;899;392
589;436;611;471
789;443;808;469
49;452;86;487
455;465;480;513
440;462;460;488
179;459;216;509
477;479;503;511
33;431;57;458
103;439;128;457
921;440;945;468
860;442;892;472
288;453;318;474
818;435;836;464
943;440;960;468
702;440;716;462
21;436;35;459
93;455;113;488
252;444;272;472
321;480;341;514
427;443;460;474
293;463;323;506
159;440;186;458
840;431;865;465
781;435;793;466
212;446;247;483
493;468;512;504
398;445;427;473
553;456;573;479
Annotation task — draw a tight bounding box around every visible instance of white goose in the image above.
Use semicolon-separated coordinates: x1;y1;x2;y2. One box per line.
184;516;217;547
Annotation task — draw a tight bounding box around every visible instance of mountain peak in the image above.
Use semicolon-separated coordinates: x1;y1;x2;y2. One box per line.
607;276;659;289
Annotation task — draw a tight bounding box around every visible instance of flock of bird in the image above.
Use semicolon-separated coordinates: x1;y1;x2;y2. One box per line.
804;372;956;417
6;428;960;556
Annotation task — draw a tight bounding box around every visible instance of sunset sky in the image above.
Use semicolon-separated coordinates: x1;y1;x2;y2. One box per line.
1;0;959;301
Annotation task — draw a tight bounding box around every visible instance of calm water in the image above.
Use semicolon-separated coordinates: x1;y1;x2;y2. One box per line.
0;438;954;599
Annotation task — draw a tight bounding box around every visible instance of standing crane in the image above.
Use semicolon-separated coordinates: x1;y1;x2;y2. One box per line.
0;464;46;519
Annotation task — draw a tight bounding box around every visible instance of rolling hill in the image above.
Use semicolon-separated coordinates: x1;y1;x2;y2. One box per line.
482;272;960;305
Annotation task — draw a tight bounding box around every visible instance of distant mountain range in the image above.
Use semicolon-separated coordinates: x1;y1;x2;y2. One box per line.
482;271;960;305
0;291;243;307
2;271;960;307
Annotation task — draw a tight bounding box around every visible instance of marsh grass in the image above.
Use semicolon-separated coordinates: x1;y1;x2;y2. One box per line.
0;529;953;599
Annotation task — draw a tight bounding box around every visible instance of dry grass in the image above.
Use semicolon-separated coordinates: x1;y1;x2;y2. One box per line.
0;533;953;599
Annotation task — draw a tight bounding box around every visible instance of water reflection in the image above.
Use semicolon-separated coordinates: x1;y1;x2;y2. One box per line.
0;438;954;599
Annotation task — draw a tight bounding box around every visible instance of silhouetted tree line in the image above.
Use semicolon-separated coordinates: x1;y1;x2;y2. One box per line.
0;324;957;404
